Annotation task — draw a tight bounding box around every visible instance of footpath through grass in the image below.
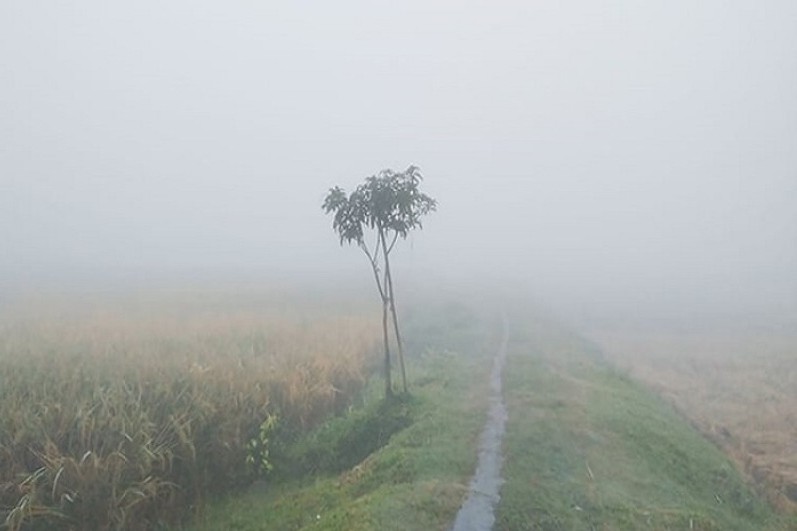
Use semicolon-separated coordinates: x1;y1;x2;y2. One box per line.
184;302;496;530
496;312;796;530
185;300;796;530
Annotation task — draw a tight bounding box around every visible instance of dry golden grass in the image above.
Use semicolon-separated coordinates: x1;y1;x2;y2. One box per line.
592;328;797;511
0;289;380;530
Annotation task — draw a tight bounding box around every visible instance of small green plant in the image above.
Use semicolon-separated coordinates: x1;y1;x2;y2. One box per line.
246;414;279;477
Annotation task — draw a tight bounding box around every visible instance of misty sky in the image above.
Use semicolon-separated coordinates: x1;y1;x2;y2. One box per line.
2;1;795;309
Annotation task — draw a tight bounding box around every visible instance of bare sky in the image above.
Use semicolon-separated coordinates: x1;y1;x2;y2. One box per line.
2;1;795;313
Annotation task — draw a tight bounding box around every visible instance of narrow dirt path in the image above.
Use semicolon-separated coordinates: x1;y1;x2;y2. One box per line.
450;314;509;531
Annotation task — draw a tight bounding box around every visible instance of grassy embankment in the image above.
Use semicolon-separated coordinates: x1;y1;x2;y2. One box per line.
496;312;796;530
186;302;496;530
193;300;795;530
595;329;797;512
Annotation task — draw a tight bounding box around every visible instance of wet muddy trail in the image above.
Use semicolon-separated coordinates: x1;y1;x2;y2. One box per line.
450;314;509;531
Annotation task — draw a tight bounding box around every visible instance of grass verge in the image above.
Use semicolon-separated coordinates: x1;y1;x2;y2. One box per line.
496;315;796;530
184;303;494;530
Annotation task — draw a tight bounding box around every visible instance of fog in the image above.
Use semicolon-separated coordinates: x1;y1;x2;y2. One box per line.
2;1;796;323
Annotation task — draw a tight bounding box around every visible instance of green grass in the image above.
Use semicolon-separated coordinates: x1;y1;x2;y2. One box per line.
497;316;795;530
183;302;795;531
183;304;494;530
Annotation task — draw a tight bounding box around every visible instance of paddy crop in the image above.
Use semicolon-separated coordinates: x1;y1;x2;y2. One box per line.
0;290;380;530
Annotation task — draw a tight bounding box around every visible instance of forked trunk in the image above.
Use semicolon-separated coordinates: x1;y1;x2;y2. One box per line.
380;229;407;394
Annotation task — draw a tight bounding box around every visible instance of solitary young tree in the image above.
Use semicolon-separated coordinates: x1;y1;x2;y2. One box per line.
323;166;437;398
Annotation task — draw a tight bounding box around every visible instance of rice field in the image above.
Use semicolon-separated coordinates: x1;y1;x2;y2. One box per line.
593;327;797;512
0;288;380;530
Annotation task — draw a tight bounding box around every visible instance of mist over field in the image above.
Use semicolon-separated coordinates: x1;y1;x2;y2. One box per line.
4;4;797;528
2;0;796;326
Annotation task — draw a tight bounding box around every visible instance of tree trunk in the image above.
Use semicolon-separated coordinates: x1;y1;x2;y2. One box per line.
381;297;393;398
359;240;392;399
384;255;407;394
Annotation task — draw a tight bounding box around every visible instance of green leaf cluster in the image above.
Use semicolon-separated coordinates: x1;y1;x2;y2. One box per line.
246;414;279;477
322;166;437;247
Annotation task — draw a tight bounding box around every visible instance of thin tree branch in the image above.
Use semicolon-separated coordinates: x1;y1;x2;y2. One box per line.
386;230;399;255
359;240;386;301
373;231;381;262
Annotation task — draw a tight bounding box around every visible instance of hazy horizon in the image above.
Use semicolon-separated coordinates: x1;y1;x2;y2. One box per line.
3;0;796;321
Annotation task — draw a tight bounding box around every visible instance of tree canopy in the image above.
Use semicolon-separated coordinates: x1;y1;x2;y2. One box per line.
323;165;436;247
